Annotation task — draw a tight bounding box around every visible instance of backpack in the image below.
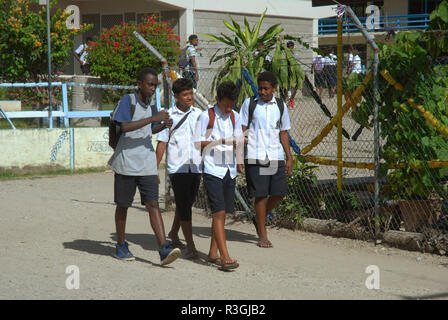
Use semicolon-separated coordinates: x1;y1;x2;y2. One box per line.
313;55;324;73
247;96;284;130
205;107;235;139
109;94;137;150
178;46;191;69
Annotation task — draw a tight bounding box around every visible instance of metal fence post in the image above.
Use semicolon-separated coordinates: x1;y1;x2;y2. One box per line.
62;83;69;128
337;18;343;193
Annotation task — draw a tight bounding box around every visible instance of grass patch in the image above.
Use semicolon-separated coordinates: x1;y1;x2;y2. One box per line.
0;167;109;181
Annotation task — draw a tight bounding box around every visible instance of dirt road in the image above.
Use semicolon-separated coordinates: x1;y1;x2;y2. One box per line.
0;172;447;300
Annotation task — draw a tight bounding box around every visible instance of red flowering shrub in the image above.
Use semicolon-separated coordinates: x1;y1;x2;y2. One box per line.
87;15;181;86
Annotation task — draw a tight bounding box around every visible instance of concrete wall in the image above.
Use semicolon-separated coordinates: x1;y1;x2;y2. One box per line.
0;128;161;173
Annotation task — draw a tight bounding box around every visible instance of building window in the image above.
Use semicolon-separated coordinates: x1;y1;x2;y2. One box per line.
409;0;443;14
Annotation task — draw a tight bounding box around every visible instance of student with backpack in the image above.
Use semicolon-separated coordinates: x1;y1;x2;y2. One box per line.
240;71;293;248
194;81;244;271
108;67;181;266
156;78;203;259
179;34;199;89
312;53;326;100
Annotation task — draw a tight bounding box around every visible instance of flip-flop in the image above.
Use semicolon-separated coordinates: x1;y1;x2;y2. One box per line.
218;259;239;271
257;239;273;248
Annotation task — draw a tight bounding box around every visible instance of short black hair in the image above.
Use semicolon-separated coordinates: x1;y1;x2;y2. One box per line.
137;67;158;82
287;41;294;48
188;34;198;42
86;37;93;42
257;71;278;88
217;81;239;101
172;78;194;94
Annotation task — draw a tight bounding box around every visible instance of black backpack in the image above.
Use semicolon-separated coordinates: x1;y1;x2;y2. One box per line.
178;46;191;69
109;94;137;150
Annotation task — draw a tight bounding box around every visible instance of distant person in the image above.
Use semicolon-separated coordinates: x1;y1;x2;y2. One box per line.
312;53;325;100
108;67;181;266
254;44;272;71
286;41;300;108
179;34;199;89
194;81;244;271
351;49;362;74
345;49;362;103
346;46;354;75
74;37;93;74
156;78;203;259
324;48;337;98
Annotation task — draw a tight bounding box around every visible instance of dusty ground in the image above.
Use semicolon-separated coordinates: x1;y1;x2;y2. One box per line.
0;171;447;300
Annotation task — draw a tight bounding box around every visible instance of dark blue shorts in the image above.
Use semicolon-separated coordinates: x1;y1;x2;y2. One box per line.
203;171;236;214
114;173;158;208
245;163;287;198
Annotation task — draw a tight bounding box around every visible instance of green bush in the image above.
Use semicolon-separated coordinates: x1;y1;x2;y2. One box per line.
87;15;180;86
0;0;91;83
274;156;320;229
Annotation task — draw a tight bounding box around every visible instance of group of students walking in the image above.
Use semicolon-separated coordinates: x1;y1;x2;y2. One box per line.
108;67;292;271
312;46;363;99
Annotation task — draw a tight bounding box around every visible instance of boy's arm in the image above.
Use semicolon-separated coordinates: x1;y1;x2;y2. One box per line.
156;141;167;169
119;110;169;133
279;102;293;176
280;131;293;176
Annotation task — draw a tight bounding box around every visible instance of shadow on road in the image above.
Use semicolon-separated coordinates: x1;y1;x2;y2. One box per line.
62;239;115;257
398;292;448;300
191;226;258;245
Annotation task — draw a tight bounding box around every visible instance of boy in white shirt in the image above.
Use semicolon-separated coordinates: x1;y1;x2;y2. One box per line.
156;78;203;259
194;81;244;271
74;37;93;74
240;71;293;248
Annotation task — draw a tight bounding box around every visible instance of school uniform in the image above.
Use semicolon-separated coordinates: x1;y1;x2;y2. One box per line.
157;105;202;221
194;105;243;214
352;55;362;74
108;93;159;208
312;55;325;88
75;43;89;73
239;96;291;198
325;54;337;87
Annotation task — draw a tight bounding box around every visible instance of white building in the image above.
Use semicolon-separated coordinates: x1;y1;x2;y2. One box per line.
56;0;334;74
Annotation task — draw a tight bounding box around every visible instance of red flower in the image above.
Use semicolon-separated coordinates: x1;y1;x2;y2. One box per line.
113;42;120;47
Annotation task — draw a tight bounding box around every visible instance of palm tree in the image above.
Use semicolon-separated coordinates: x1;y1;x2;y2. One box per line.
202;9;306;106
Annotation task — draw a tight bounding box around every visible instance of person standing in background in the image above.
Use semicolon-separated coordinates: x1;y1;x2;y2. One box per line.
74;37;93;75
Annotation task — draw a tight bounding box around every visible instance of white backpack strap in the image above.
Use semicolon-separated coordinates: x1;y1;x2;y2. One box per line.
129;93;136;106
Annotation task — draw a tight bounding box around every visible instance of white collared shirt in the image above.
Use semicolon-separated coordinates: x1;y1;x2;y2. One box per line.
157;105;202;174
352;55;362;74
239;96;291;161
194;105;243;179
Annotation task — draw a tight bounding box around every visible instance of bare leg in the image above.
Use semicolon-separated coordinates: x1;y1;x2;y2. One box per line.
254;195;284;247
145;200;167;248
209;211;237;266
115;205;128;244
168;210;183;246
179;220;196;252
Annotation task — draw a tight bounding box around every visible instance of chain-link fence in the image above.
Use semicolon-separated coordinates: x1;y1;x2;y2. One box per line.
187;32;448;255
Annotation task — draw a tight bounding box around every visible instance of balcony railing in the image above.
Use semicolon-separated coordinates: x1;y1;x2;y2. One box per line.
318;13;431;35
